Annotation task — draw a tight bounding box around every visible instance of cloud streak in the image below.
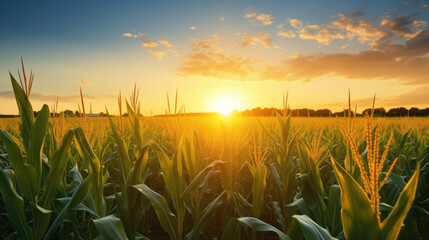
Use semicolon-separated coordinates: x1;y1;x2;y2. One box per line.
0;91;108;102
245;11;273;26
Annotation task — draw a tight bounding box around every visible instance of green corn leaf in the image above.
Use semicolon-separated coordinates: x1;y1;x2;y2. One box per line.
251;164;267;218
128;144;150;185
93;215;129;240
386;172;406;189
238;217;291;240
330;157;382;240
381;163;420;240
185;191;226;240
180;160;225;199
73;127;104;217
0;129;37;201
40;129;74;207
27;104;49;189
107;114;131;184
9;72;34;150
43;177;92;240
292;215;336;240
35;130;75;238
221;218;241;240
328;185;342;236
0;169;33;240
131;184;178;240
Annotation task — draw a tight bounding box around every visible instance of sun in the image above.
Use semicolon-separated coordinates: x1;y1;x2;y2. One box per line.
212;95;240;115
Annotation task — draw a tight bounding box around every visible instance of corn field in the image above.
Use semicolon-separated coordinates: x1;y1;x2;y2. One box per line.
0;71;428;240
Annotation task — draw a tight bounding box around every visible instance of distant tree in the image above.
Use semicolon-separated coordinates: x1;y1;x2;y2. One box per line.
64;110;73;115
315;109;331;117
362;108;386;117
409;107;419;116
386;107;408;117
419;108;429;116
75;111;81;117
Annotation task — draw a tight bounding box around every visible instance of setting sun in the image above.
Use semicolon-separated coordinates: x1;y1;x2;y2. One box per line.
212;95;240;115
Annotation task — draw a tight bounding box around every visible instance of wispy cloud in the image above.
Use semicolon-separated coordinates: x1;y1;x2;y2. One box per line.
285;29;429;83
245;11;273;26
298;26;345;45
80;80;90;86
277;30;296;38
0;91;106;102
241;32;272;48
142;38;159;48
147;49;166;59
189;26;196;30
178;35;290;81
122;32;144;38
158;39;179;56
289;18;303;28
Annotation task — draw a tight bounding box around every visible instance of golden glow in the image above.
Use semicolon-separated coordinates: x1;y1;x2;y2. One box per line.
212;95;239;115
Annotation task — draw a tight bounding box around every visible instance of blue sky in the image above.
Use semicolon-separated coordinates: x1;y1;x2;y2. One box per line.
1;0;428;114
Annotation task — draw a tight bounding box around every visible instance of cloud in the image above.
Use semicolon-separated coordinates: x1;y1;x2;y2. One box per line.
158;39;179;56
142;38;159;48
220;16;225;21
277;30;296;38
147;49;166;59
189;26;196;30
179;28;429;84
289;18;303;28
298;26;345;45
158;39;172;48
178;36;292;81
122;32;144;38
0;91;103;102
245;11;273;26
284;29;429;83
80;80;90;86
241;32;272;48
382;86;429;106
380;14;426;37
288;13;424;46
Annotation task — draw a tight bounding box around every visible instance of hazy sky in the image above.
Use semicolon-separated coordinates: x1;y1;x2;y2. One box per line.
1;0;428;115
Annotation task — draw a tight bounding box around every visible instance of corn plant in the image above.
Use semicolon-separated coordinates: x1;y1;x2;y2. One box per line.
0;71;91;240
332;114;420;240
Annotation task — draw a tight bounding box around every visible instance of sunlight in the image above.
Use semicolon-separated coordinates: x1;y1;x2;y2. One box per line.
212;95;239;115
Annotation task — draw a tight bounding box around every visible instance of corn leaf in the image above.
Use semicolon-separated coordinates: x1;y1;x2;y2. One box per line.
238;217;291;240
0;169;33;240
43;177;92;240
93;215;129;240
131;184;178;240
381;163;420;240
0;129;37;201
27;104;49;189
330;157;382;240
292;214;336;240
9;73;34;150
185;191;226;240
73;127;104;217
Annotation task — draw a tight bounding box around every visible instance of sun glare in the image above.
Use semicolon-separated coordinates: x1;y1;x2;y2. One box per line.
212;95;239;115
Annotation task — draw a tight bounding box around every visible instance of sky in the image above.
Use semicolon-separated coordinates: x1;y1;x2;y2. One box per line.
0;0;428;115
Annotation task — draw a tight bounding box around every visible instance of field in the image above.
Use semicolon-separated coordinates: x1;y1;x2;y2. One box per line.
1;75;429;240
